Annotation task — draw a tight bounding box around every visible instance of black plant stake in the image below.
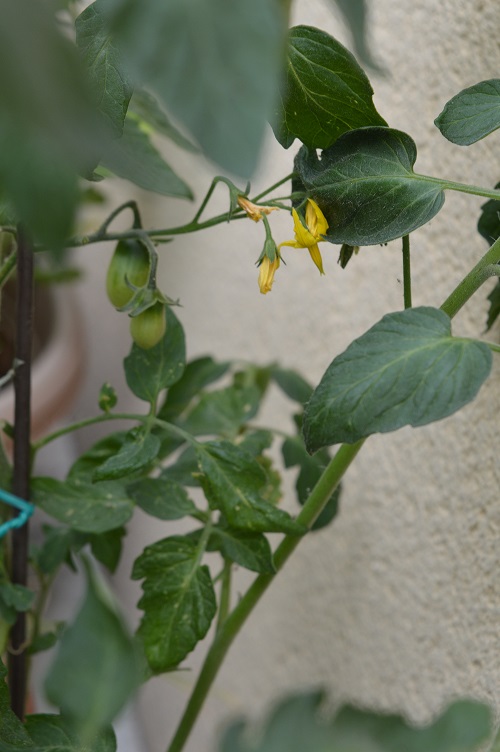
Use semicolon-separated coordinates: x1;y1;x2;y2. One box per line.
9;227;34;719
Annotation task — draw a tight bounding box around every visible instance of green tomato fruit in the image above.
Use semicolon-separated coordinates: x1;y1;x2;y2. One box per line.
106;239;150;308
130;303;167;349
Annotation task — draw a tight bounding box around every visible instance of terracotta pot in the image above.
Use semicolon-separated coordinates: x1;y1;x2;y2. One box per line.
0;283;85;440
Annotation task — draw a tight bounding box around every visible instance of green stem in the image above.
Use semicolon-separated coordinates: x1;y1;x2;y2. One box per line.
418;175;500;202
440;236;500;318
216;561;232;633
251;173;295;202
165;440;364;752
0;251;17;289
402;235;412;309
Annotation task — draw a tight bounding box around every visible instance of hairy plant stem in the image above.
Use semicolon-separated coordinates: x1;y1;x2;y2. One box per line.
440;236;500;318
165;440;364;752
402;235;412;309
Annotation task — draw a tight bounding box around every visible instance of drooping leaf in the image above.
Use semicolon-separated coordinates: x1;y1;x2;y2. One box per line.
32;478;134;533
45;562;140;740
282;438;340;530
181;385;261;439
127;477;197;520
159;356;230;421
67;432;130;482
295;127;446;245
303;307;492;453
132;536;216;673
102;0;284;177
208;526;275;575
196;441;304;535
100;117;193;198
273;25;386;150
124;306;186;404
0;0;106;248
218;691;492;752
271;367;313;404
25;715;116;752
93;429;160;481
435;79;500;145
129;89;198;152
76;0;132;137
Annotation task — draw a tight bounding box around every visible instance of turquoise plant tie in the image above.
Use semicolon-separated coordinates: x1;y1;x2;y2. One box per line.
0;488;34;539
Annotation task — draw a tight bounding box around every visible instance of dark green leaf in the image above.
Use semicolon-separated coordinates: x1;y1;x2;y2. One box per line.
0;0;105;249
282;438;339;530
295;127;446;245
0;583;34;612
477;184;500;245
208;526;275;574
93;429;160;481
104;0;284;177
32;526;82;575
0;660;33;748
160;446;201;487
486;281;500;331
100;116;193;198
45;562;140;739
25;715;116;752
237;430;273;457
32;478;134;533
435;79;500;145
181;386;261;439
87;527;126;573
67;432;130;482
29;629;62;655
303;307;492;452
132;536;216;672
124;306;186;404
129;89;198;152
159;356;230;421
271;368;313;404
127;477;197;520
76;0;132;137
219;692;492;752
273;26;386;150
197;441;304;535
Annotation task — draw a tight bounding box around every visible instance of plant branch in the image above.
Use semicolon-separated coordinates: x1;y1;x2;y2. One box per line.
402;234;412;309
440;237;500;318
165;440;364;752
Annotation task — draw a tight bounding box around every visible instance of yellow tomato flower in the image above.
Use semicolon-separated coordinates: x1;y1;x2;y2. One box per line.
279;199;329;274
258;254;280;294
237;196;278;222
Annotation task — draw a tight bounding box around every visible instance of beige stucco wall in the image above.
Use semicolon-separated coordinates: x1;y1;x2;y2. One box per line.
66;1;500;749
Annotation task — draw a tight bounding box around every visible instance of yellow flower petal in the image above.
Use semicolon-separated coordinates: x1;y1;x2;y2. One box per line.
237;196;278;222
306;199;329;237
291;208;317;247
308;243;325;275
258;255;280;294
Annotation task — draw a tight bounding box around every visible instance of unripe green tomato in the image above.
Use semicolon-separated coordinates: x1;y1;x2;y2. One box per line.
130;302;167;349
106;239;150;308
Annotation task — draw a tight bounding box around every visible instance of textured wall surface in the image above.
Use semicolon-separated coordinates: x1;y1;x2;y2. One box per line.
70;1;500;750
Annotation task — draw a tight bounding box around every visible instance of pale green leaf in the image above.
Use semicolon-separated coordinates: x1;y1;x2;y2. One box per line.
127;477;197;520
132;536;216;672
435;79;500;145
100;117;193;198
303;307;492;453
76;0;132;137
103;0;284;177
295;127;445;245
274;25;386;150
44;563;140;740
32;478;134;533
